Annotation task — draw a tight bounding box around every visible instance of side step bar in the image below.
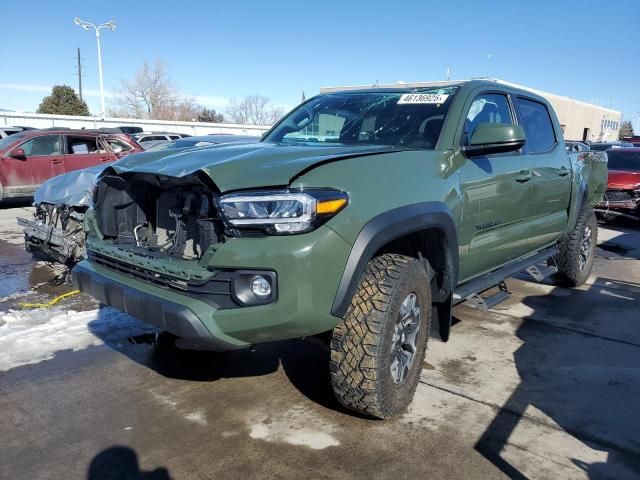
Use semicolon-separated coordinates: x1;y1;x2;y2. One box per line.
453;246;558;309
464;281;510;311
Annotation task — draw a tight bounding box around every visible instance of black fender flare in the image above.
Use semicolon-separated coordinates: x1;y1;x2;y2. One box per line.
567;180;589;233
331;202;459;327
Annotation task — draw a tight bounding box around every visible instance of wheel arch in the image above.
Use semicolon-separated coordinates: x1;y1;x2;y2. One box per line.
331;202;458;342
567;179;589;233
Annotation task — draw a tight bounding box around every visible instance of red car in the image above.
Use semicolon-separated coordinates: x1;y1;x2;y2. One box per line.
595;148;640;220
0;129;142;202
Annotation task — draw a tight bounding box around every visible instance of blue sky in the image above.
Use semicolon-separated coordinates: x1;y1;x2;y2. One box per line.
1;0;639;129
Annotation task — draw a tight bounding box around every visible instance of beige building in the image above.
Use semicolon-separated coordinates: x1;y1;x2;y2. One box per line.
321;79;621;143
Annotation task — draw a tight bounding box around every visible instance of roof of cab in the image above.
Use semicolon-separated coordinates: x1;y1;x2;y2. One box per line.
319;79;550;104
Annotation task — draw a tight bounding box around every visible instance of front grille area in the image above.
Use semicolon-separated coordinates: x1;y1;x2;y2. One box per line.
88;251;239;309
604;190;635;203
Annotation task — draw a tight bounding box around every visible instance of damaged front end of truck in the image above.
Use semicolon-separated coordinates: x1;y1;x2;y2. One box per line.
84;168;248;312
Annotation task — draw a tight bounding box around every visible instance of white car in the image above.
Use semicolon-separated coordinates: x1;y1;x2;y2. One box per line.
132;132;191;150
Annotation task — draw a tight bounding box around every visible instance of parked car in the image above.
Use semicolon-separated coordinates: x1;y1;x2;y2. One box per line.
594;148;640;221
0;129;142;202
17;135;258;264
0;126;32;139
133;132;191;150
589;141;635;151
565;140;589;152
117;126;143;135
72;80;607;419
146;135;260;151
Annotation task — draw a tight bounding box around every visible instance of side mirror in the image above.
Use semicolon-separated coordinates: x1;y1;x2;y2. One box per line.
462;123;526;157
8;147;26;159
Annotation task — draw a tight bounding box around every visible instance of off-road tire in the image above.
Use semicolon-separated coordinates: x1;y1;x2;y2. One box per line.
553;205;597;287
330;253;431;419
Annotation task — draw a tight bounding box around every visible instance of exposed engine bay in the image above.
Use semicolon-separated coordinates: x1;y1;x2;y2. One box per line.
94;172;226;260
18;203;87;265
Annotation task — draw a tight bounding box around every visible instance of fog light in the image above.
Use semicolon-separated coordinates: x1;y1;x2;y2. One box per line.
251;276;271;298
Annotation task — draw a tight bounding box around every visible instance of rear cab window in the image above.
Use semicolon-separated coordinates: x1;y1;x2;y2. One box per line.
515;97;557;154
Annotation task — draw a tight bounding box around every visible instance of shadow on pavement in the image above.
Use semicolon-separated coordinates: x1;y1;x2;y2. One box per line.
87;446;171;480
596;218;640;260
474;278;640;479
0;199;31;210
90;310;347;413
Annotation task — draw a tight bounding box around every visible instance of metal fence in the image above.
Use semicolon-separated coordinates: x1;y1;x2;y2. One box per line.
0;111;271;136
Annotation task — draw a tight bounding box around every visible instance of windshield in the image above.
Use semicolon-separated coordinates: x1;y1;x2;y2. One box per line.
607;150;640;171
0;132;27;150
264;87;458;149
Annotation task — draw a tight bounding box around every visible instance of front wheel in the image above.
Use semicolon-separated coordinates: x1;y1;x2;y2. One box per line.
330;253;431;419
553;206;598;287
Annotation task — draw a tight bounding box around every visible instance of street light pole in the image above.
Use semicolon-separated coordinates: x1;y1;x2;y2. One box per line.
73;18;116;118
94;28;105;118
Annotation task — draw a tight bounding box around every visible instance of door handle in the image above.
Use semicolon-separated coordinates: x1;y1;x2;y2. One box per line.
558;167;570;177
51;158;63;165
515;171;532;183
100;156;111;162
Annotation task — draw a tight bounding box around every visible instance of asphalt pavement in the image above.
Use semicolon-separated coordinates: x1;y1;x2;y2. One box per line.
1;203;639;480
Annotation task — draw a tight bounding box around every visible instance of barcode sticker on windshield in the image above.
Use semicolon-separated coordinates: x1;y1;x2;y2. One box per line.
398;94;449;105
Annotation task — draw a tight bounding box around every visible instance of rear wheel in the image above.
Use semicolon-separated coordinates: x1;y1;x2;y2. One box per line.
553;206;597;287
330;253;431;419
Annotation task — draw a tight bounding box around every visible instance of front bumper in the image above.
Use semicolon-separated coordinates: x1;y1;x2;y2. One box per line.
18;216;85;264
74;225;352;349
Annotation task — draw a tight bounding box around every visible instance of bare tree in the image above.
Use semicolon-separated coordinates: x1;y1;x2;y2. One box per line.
226;94;285;125
112;60;200;121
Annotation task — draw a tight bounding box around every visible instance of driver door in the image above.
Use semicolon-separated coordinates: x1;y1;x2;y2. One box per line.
456;92;534;281
2;134;63;197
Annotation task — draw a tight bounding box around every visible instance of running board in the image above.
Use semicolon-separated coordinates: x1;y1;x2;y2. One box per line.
464;281;510;311
525;264;558;282
453;246;558;305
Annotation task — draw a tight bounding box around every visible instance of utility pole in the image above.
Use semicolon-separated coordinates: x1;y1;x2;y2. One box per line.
76;47;83;101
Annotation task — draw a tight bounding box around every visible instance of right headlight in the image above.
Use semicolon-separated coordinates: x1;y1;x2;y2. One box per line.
219;189;348;234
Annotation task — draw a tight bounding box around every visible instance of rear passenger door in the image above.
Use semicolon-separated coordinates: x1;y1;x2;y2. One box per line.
457;91;534;280
514;97;572;251
62;134;113;173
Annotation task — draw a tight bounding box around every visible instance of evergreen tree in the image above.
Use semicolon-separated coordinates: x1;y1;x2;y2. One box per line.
37;85;90;116
619;120;634;140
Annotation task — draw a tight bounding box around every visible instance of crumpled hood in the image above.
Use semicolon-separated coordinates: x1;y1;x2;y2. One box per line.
608;170;640;189
32;149;183;206
110;142;402;192
34;164;108;206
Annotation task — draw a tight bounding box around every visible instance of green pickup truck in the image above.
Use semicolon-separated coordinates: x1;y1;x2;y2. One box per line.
73;80;607;418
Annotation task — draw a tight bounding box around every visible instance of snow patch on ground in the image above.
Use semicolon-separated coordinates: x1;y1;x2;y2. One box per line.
184;410;208;426
150;390;209;427
0;306;150;371
248;405;340;450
